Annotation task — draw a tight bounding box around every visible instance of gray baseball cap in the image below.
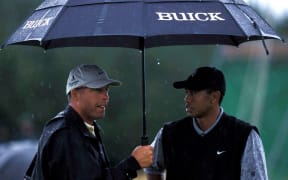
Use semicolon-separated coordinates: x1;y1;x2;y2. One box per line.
66;64;121;94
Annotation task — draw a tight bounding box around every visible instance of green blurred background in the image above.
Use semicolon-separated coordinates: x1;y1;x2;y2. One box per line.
0;0;287;179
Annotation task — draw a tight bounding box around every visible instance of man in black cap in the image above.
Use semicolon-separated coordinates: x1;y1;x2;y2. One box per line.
145;66;268;180
25;64;153;180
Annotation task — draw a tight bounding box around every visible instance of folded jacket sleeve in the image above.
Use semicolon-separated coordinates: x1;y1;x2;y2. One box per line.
106;156;141;180
144;128;166;175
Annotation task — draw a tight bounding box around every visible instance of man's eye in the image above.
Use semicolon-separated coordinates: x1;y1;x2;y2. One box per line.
94;87;109;92
94;88;103;92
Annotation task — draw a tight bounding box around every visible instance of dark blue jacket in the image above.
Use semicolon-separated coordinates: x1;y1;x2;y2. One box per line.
29;105;140;180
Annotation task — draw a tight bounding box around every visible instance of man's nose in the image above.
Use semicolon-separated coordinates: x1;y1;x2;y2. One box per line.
184;94;189;102
103;90;109;100
184;94;193;103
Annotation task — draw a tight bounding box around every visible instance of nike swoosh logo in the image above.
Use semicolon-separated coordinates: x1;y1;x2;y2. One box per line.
216;150;226;155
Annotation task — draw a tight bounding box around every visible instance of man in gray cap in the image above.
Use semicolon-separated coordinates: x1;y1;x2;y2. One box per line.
25;64;153;180
145;66;268;180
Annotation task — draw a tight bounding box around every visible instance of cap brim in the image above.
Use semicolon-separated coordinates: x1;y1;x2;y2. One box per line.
173;81;188;89
108;80;121;87
86;79;121;89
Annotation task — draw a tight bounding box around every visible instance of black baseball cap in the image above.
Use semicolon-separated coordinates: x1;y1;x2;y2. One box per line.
173;66;226;95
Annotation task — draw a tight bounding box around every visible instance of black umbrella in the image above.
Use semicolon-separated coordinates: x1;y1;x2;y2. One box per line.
1;0;283;144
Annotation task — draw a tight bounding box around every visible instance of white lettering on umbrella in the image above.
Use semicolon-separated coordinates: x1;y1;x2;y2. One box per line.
156;12;225;21
23;17;54;29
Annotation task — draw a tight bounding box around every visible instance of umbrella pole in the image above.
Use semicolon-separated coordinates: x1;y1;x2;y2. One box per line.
141;47;149;145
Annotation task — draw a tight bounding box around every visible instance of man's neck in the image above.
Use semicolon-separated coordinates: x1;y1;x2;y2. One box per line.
70;103;93;125
196;107;221;131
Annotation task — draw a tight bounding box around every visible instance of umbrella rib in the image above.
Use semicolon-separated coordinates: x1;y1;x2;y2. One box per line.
230;1;270;54
41;6;70;49
222;3;247;46
65;0;143;7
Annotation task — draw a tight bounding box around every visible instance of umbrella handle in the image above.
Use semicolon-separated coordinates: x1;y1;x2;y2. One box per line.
141;136;149;145
141;45;149;146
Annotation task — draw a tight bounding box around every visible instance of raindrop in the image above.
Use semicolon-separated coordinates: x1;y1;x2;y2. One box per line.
96;18;105;24
156;58;161;65
43;50;47;54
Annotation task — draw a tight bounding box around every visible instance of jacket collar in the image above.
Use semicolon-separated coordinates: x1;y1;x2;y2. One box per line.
62;105;96;138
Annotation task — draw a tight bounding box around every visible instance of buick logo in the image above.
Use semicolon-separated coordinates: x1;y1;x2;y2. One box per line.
23;17;54;29
156;12;225;21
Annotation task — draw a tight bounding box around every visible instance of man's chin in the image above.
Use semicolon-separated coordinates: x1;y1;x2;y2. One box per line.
94;113;105;120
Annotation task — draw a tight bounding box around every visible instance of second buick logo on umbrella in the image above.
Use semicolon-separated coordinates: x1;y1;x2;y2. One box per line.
156;12;225;21
23;17;54;29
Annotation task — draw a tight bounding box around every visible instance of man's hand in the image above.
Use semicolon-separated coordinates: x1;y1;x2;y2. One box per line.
131;145;153;168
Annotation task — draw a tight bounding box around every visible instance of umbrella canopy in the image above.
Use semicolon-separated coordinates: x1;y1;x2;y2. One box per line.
1;0;282;50
1;0;283;144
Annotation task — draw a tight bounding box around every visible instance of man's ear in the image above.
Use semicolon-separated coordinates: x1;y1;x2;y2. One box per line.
70;89;79;100
211;90;221;104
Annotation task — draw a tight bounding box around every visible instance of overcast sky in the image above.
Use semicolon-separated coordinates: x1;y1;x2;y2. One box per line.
244;0;288;19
